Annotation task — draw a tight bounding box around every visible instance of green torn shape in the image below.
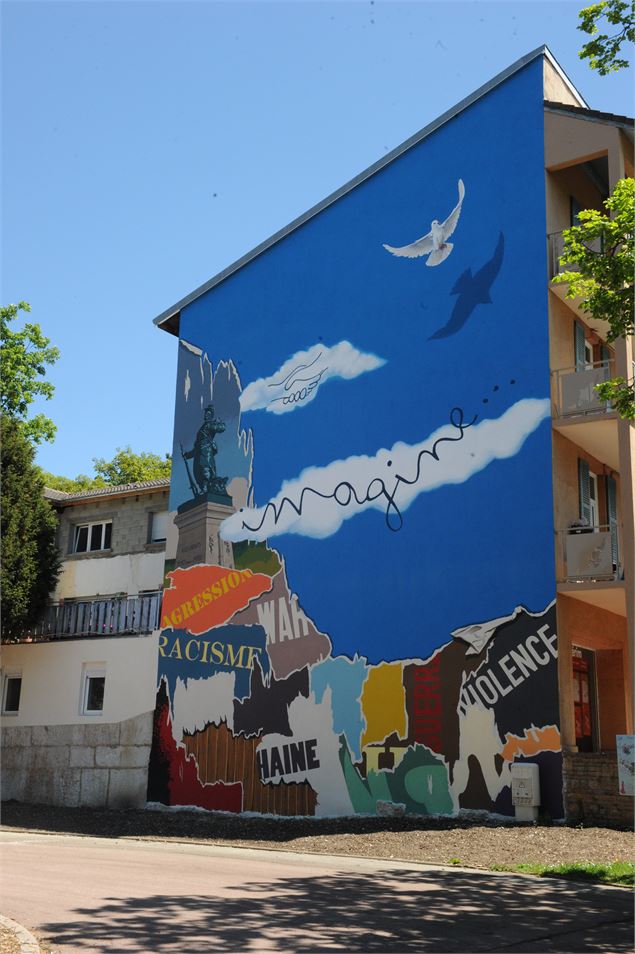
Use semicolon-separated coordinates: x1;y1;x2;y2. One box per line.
232;540;282;576
339;738;453;815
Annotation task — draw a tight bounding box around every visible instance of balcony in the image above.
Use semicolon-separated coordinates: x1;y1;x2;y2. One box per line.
556;525;625;616
552;361;614;419
548;231;610;336
551;362;619;471
19;592;163;642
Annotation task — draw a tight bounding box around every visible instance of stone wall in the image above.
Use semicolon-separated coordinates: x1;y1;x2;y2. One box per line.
56;488;169;559
1;712;152;809
563;751;634;829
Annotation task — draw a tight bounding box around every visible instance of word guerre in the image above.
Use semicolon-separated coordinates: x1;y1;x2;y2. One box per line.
161;568;257;629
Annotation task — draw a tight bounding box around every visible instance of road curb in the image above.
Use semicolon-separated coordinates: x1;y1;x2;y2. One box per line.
0;914;41;954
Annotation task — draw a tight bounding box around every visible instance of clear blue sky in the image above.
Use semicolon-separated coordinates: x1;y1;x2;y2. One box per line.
2;0;633;479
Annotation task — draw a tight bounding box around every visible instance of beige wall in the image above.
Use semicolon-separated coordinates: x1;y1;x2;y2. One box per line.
0;633;159;727
546;165;605;237
543;59;584;108
556;594;631;749
545;112;625;190
54;550;166;601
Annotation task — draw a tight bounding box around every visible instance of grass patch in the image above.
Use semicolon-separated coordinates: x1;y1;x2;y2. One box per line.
491;861;634;887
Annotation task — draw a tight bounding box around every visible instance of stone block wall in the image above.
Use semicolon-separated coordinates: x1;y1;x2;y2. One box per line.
1;712;153;809
563;751;634;829
57;488;169;558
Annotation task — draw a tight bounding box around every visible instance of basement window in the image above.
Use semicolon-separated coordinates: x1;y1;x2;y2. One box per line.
2;674;22;714
74;521;112;553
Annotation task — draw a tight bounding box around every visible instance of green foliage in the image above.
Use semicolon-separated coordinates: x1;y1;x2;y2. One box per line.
493;860;634;887
0;302;60;445
595;376;635;419
39;471;106;493
1;416;61;640
578;0;635;74
93;446;172;485
553;178;634;419
42;448;172;493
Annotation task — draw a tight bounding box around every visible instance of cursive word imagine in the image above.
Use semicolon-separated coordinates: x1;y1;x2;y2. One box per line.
240;407;477;534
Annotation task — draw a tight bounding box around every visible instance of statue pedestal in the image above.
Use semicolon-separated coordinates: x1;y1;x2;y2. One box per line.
174;493;235;569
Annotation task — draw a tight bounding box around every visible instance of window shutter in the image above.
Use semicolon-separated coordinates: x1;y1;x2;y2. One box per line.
574;321;586;369
600;344;610;365
605;475;618;566
578;458;591;525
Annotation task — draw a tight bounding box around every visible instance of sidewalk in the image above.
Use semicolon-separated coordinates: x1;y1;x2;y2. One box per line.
1;831;633;952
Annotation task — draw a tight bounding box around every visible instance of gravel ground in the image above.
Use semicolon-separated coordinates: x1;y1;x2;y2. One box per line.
0;927;21;954
2;802;633;870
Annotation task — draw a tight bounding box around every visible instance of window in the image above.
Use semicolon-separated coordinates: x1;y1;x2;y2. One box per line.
150;511;168;543
2;674;22;714
579;460;602;530
74;521;112;554
81;667;106;715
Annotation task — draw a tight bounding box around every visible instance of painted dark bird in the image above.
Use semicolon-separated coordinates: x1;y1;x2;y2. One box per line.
428;232;505;340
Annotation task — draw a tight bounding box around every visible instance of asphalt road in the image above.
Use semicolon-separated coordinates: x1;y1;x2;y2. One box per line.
0;831;632;953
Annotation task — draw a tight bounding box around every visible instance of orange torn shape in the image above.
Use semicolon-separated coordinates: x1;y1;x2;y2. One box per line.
501;725;561;762
161;564;273;635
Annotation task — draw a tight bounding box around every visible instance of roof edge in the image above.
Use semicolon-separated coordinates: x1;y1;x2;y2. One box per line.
153;45;584;336
45;478;171;505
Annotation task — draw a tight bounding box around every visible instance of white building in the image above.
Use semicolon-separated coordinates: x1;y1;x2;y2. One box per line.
1;479;173;808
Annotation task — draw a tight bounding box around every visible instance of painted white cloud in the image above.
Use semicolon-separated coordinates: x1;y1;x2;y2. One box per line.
239;340;385;415
220;398;550;543
257;688;354;817
171;672;235;742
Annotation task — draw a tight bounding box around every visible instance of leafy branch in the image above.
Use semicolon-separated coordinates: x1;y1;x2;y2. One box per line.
578;0;635;75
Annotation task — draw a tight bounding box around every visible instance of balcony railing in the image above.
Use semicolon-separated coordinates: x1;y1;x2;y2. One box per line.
551;361;614;419
548;230;603;280
23;592;163;641
557;524;621;583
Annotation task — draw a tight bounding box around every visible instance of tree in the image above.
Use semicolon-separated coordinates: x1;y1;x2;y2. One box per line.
553;177;634;419
93;446;172;484
0;301;60;444
42;447;172;492
578;0;635;74
39;471;106;493
1;416;61;640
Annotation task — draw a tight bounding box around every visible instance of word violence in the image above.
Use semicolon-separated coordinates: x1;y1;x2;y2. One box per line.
458;624;557;714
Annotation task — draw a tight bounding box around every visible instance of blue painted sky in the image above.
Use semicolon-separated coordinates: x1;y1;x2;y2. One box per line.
2;1;633;479
179;58;557;662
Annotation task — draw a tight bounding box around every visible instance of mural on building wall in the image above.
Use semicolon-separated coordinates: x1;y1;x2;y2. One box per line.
148;58;563;818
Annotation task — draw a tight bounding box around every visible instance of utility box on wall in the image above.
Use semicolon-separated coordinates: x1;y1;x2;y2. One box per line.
511;762;541;821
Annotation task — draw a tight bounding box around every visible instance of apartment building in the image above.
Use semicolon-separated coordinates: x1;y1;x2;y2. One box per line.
545;103;634;823
1;479;172;808
146;46;633;824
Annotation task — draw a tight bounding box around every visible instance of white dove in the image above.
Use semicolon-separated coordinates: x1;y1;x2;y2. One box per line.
383;179;465;267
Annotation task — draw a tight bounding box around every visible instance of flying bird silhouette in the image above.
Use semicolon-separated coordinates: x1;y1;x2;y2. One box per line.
428;232;505;340
383;179;466;267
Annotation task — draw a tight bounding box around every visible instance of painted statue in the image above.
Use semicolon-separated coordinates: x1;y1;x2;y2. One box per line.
181;404;228;497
